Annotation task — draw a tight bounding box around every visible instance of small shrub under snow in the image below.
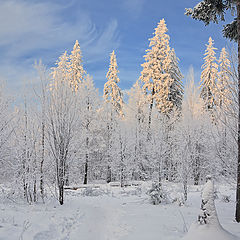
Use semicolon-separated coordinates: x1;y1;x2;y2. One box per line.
147;182;165;205
182;175;239;240
221;195;231;203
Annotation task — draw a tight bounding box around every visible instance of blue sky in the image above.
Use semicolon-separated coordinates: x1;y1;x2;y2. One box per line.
0;0;236;95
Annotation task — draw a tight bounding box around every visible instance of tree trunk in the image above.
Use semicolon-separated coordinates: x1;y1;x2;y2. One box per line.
147;88;155;140
40;120;45;202
194;172;200;186
65;163;69;186
106;165;111;183
33;142;37;203
158;160;162;188
58;158;64;205
183;178;187;202
120;167;124;187
106;119;112;183
148;97;154;129
193;143;201;185
59;184;64;205
84;121;89;184
236;0;240;223
83;154;88;185
33;177;37;202
120;139;124;188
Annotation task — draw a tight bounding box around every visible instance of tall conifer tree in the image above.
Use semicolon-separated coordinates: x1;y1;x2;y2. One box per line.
104;50;123;117
216;47;231;108
200;37;218;114
140;19;183;126
68;40;86;92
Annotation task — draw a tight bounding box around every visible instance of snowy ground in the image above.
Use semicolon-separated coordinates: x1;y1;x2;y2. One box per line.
0;182;240;240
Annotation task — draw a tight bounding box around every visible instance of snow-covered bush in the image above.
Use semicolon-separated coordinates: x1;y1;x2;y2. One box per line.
222;195;231;203
198;175;219;225
182;175;239;240
147;182;164;205
172;195;185;206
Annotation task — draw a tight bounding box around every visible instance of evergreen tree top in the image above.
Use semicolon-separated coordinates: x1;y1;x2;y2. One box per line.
202;37;218;68
106;50;120;84
104;50;123;117
200;37;218;113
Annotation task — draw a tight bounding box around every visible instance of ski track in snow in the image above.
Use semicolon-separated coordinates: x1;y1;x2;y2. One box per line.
15;196;130;240
75;201;129;240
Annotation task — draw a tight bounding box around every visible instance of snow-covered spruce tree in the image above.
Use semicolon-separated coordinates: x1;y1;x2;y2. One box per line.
198;175;219;225
148;181;163;205
140;20;183;180
185;0;240;223
140;19;183;128
200;37;218;117
216;47;231;108
103;50;124;183
216;49;239;181
213;47;234;179
68;40;86;92
50;51;69;91
104;50;124;117
183;175;239;239
47;52;80;205
168;49;184;113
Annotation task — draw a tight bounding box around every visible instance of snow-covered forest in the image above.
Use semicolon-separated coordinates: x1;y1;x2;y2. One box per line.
1;19;237;205
1;1;240;239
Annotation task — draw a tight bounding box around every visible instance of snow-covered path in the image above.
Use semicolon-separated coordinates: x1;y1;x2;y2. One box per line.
0;194;132;240
0;184;240;240
68;198;129;240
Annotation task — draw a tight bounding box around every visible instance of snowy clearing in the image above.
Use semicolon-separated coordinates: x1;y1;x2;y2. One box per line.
0;182;239;240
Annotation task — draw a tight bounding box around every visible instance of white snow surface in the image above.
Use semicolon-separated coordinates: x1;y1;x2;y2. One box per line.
182;222;239;240
0;182;239;240
183;179;239;240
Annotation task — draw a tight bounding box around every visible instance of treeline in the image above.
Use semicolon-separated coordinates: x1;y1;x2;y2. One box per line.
0;19;237;205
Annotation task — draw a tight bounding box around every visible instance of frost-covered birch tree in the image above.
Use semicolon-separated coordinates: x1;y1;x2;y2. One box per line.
0;83;13;183
125;81;148;180
174;67;212;201
78;75;102;184
47;52;79;205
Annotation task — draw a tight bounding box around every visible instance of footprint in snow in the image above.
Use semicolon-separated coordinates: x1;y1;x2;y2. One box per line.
33;224;58;240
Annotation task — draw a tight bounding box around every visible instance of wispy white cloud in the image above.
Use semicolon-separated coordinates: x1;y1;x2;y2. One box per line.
85;19;120;63
0;0;120;93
